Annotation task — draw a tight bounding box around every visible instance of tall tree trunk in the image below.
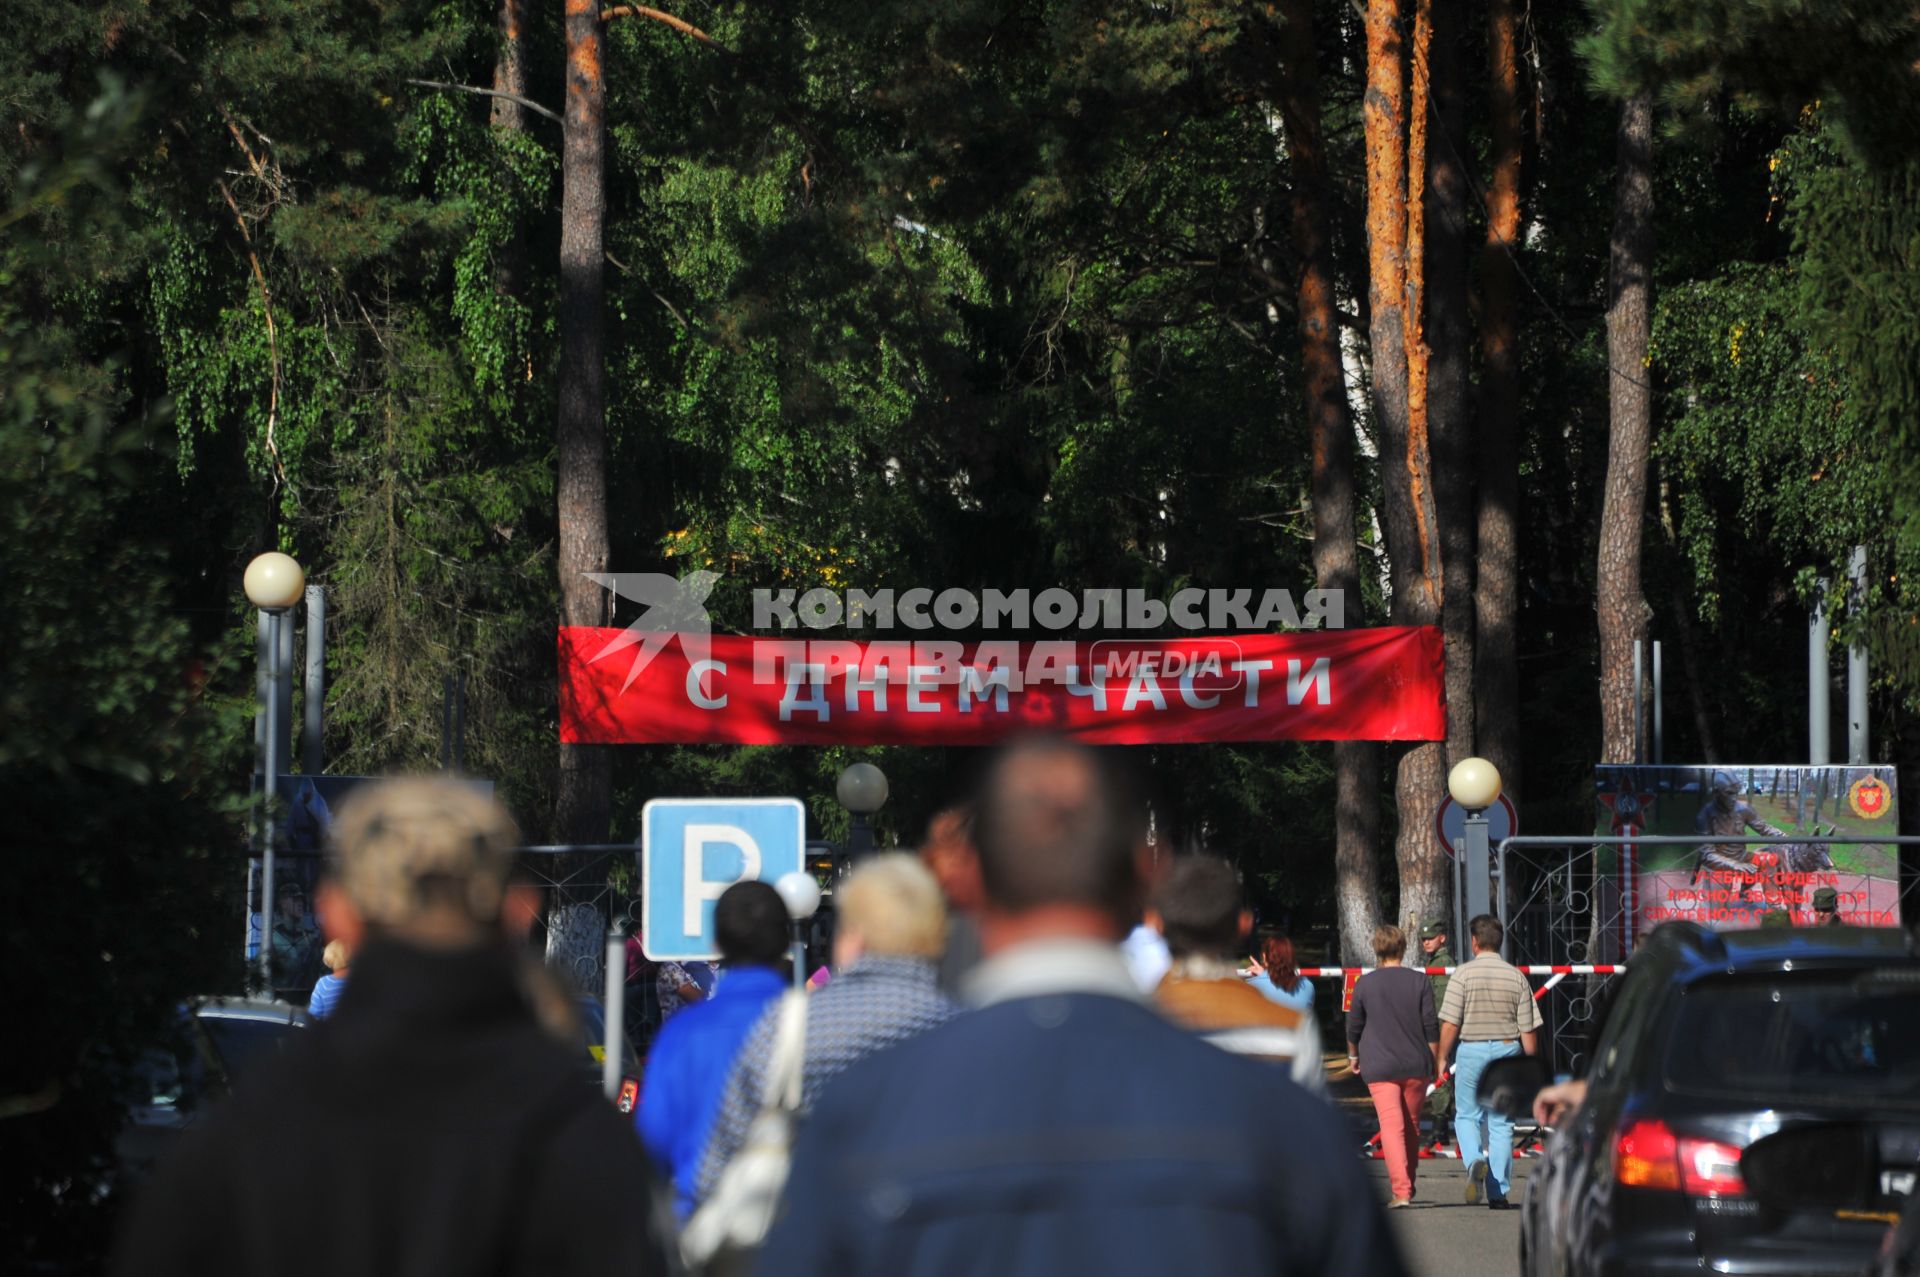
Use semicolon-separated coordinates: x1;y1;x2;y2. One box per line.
1403;0;1430;481
1427;0;1476;769
1474;0;1524;792
1597;95;1654;765
490;0;528;301
1276;0;1383;967
556;0;612;843
1363;0;1411;584
1365;0;1449;927
491;0;527;129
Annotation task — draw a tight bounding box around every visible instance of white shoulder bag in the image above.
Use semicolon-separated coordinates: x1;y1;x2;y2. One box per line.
679;990;809;1270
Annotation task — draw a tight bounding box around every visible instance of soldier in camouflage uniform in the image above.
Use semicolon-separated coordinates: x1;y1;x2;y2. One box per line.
1419;919;1455;1138
1811;885;1844;926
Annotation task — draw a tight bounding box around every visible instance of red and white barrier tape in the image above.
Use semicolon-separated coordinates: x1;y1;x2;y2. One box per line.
1346;970;1586;1165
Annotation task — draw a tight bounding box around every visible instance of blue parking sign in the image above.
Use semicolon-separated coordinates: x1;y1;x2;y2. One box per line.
640;798;806;960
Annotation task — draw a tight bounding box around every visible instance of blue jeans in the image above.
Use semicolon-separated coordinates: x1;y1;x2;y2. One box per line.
1453;1039;1522;1200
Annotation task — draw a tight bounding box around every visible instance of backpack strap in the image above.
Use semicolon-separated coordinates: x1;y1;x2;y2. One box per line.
759;992;809;1113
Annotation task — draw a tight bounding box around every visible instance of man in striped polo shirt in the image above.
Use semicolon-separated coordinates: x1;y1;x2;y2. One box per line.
1437;914;1540;1209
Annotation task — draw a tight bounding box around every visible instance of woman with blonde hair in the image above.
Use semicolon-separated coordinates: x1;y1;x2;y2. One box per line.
692;855;959;1214
307;939;351;1020
1346;923;1441;1208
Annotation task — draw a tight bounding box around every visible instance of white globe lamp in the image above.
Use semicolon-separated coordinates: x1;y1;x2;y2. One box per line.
835;762;889;815
775;870;823;922
244;552;306;610
1447;757;1502;812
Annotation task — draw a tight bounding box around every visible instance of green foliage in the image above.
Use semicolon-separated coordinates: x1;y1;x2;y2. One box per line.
1588;0;1920;696
1654;261;1884;614
0;77;244;1269
1581;0;1920;164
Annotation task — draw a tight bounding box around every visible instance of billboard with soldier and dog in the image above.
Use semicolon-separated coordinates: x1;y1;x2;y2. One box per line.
1594;764;1900;946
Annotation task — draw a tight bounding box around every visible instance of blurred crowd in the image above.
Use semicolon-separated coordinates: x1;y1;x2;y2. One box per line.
113;740;1426;1276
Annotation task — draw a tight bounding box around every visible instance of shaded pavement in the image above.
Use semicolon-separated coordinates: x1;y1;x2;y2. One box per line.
1371;1155;1529;1277
1326;1053;1530;1277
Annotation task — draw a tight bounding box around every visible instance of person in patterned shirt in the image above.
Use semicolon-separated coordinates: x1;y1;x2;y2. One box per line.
655;957;715;1021
693;854;958;1208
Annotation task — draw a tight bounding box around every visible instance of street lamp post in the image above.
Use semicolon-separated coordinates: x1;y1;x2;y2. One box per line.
1448;757;1503;954
775;871;823;991
601;918;626;1101
835;762;889;867
245;551;305;998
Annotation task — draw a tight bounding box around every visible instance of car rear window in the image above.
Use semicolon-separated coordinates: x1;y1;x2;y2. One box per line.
1664;972;1920;1107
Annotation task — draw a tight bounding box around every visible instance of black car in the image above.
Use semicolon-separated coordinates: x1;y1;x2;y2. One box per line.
1514;922;1920;1277
117;998;309;1176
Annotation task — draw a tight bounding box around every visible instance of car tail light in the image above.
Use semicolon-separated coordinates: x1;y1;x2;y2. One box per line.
1615;1118;1747;1197
1616;1118;1682;1190
1677;1137;1746;1198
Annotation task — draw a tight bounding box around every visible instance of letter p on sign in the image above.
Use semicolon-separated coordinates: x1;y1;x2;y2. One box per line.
640;798;806;960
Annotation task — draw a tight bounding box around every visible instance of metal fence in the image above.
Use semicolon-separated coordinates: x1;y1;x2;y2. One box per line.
1496;833;1920;1078
518;845;637;992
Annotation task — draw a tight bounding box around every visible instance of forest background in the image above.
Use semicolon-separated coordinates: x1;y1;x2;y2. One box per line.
5;0;1919;1263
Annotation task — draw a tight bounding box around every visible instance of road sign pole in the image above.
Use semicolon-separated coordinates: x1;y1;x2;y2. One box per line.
1453;837;1466;962
259;607;284;998
1464;809;1492;942
1437;794;1517;950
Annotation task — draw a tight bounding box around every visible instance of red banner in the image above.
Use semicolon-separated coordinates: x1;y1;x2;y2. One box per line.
559;627;1442;746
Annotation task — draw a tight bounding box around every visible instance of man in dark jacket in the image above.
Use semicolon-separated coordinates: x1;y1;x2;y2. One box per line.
760;738;1408;1277
110;777;673;1277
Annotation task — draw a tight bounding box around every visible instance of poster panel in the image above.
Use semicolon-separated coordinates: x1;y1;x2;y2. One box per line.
249;775;496;985
272;774;495;853
1594;764;1900;948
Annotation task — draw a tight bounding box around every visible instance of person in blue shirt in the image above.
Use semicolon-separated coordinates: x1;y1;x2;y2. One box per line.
307;939;351;1019
1248;926;1315;1014
635;880;790;1219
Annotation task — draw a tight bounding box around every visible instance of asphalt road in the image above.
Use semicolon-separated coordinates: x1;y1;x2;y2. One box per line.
1326;1066;1532;1277
1369;1154;1532;1277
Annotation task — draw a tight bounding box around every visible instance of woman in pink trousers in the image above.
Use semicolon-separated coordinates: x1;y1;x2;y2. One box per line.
1346;924;1442;1207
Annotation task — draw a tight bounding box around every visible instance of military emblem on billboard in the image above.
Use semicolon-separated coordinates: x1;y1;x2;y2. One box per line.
1848;775;1892;821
